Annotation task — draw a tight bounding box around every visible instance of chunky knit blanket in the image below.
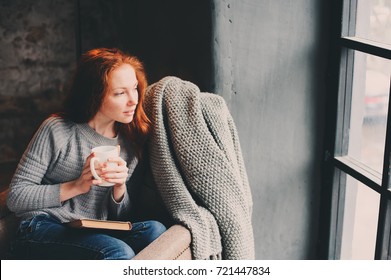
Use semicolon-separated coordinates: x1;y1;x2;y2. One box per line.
144;76;254;260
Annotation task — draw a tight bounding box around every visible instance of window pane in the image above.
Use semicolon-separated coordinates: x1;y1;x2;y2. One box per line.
356;0;391;45
340;174;380;259
348;51;390;173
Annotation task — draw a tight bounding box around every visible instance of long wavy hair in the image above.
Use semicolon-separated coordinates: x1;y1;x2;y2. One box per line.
61;48;150;158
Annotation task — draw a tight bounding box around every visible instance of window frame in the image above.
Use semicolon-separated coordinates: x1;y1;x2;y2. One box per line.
320;0;391;260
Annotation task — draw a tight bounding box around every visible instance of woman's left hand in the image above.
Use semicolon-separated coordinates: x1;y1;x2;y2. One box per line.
100;154;128;202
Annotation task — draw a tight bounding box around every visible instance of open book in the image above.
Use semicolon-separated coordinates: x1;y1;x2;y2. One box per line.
64;219;132;231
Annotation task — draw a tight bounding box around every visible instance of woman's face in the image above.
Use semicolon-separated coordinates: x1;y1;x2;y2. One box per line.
97;63;139;124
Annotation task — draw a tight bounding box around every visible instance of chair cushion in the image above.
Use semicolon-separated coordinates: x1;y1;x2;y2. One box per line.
133;224;192;260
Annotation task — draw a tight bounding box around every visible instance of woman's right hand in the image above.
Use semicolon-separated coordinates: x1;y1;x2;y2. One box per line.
75;152;104;193
60;153;102;202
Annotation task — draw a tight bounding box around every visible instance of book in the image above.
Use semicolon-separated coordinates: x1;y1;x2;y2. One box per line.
64;219;132;231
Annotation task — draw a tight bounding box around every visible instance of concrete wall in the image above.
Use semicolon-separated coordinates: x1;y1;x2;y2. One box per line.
0;0;77;187
212;0;327;259
0;0;328;259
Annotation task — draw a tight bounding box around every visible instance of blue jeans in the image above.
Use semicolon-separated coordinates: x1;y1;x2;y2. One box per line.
11;214;166;260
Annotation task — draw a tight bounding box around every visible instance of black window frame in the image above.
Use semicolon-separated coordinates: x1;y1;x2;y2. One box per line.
319;0;391;260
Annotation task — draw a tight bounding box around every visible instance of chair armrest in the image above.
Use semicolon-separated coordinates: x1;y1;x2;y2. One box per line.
0;187;20;259
133;224;192;260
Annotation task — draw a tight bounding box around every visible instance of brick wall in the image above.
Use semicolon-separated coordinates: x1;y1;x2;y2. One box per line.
0;0;77;175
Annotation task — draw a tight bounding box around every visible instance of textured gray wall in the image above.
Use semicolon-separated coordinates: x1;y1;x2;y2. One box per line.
212;0;326;259
0;0;76;166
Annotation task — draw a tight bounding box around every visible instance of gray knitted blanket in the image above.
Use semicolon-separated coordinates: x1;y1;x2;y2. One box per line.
144;76;254;260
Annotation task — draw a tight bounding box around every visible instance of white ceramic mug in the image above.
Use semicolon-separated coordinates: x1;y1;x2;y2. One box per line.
90;145;118;186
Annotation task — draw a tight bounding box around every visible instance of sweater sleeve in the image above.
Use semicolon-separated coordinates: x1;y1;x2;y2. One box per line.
108;188;132;220
6;117;67;213
107;149;138;220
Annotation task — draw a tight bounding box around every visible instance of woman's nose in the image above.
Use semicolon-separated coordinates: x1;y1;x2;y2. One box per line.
127;92;138;105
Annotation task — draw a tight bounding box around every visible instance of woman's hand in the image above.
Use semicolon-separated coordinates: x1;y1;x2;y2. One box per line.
60;146;128;203
60;152;102;202
100;153;129;202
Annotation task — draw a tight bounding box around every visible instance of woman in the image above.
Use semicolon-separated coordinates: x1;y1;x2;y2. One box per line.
6;48;166;259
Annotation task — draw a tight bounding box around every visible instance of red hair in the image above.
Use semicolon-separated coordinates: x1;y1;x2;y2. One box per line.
62;48;150;158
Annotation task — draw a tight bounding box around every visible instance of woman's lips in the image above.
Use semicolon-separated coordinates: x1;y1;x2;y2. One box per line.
123;110;135;116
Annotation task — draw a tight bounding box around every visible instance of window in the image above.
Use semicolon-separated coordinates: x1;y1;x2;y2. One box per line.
321;0;391;260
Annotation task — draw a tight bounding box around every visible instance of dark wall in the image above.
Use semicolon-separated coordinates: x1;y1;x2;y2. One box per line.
0;0;77;186
78;0;214;91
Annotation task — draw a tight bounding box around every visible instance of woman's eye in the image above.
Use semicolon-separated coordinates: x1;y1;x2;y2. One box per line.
114;92;125;96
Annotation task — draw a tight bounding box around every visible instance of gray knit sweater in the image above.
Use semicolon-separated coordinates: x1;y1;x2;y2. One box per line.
144;76;255;260
7;116;138;223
